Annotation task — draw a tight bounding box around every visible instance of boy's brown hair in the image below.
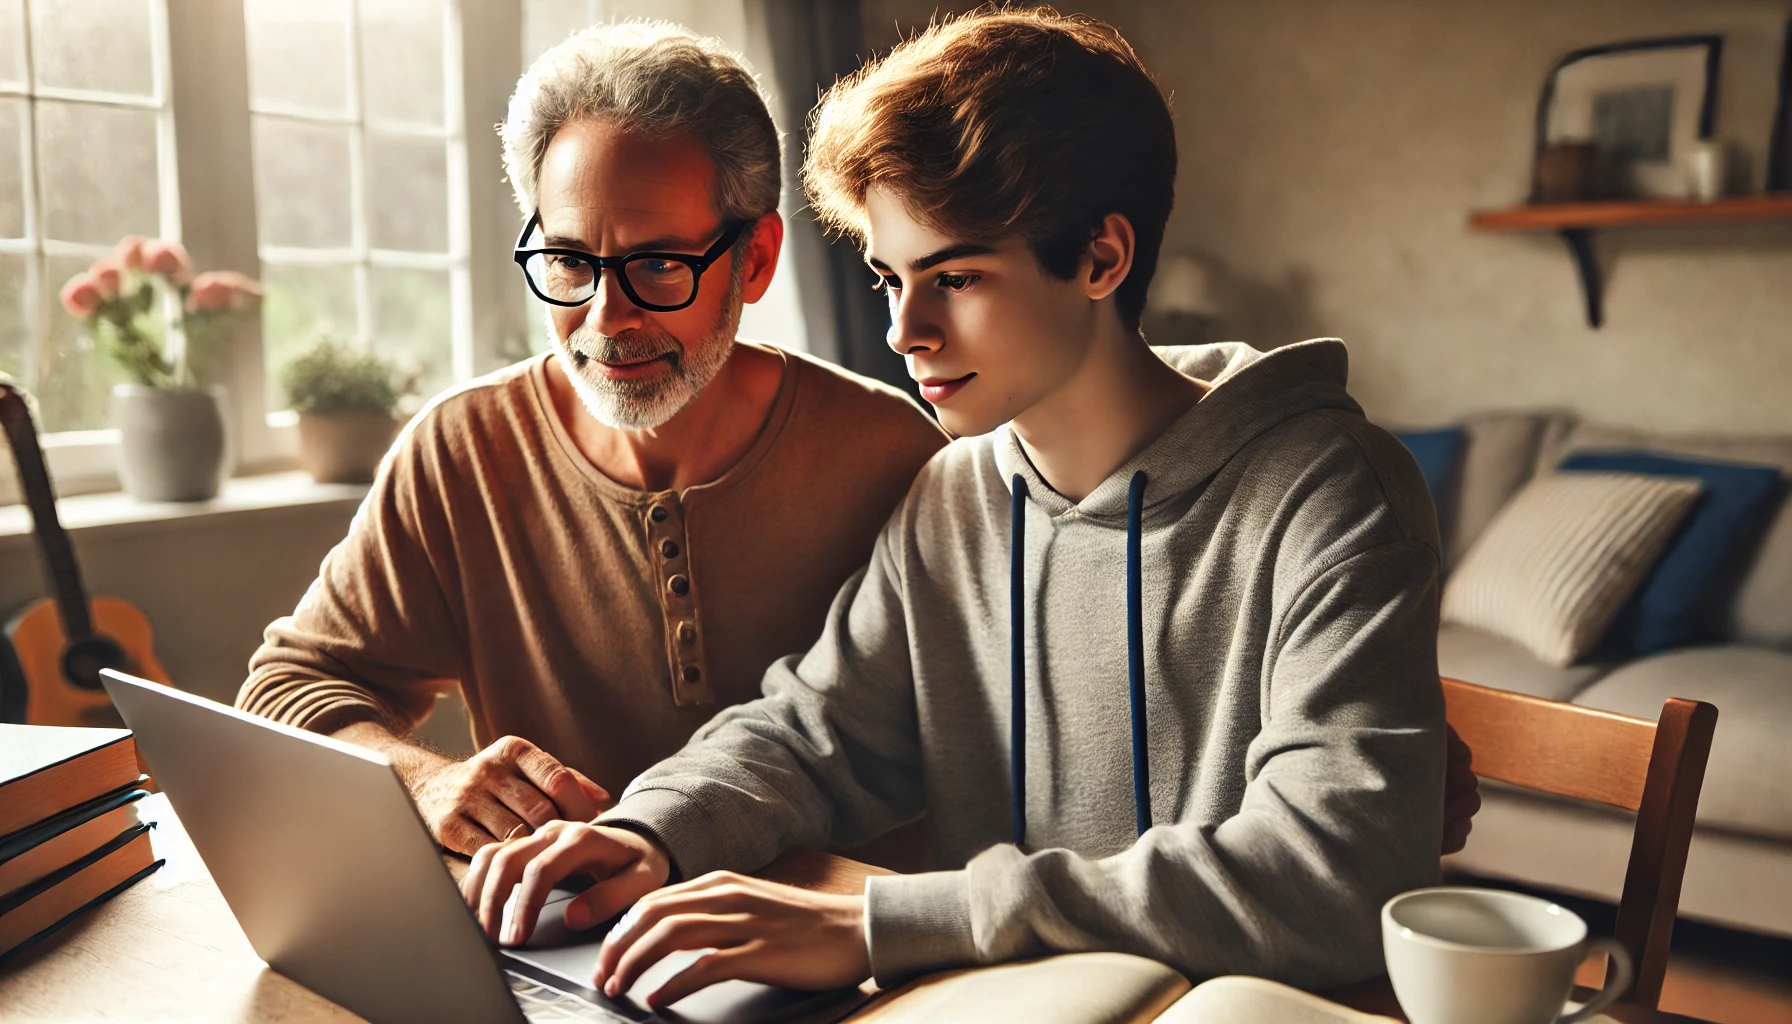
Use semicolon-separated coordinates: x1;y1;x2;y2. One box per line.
803;7;1176;331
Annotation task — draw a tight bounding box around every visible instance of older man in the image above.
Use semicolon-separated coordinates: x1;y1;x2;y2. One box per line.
236;21;946;855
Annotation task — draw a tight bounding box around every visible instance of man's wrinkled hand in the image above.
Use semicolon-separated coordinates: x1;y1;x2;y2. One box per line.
413;735;610;855
592;872;871;1010
1442;723;1481;855
461;820;670;945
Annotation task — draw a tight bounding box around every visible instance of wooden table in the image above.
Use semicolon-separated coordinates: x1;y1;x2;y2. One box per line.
0;795;1711;1024
0;793;887;1022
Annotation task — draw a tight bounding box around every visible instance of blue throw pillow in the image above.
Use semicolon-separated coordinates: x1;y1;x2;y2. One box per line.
1559;451;1785;656
1397;427;1465;511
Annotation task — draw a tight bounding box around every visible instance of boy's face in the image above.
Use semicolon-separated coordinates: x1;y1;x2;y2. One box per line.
864;187;1099;437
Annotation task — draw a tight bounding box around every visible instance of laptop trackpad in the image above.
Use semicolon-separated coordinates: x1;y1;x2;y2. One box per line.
504;887;862;1023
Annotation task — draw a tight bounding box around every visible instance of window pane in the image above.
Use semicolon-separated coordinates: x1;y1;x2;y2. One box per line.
523;0;592;66
365;133;447;252
244;0;350;115
359;0;445;127
0;253;27;381
36;256;131;432
36;101;160;245
0;0;24;88
29;0;155;97
262;261;358;410
252;118;352;249
370;266;452;398
0;97;24;238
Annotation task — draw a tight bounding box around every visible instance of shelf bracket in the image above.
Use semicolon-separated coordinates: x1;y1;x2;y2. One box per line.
1559;228;1602;328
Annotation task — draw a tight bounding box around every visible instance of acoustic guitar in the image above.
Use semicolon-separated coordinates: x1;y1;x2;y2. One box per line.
0;381;169;727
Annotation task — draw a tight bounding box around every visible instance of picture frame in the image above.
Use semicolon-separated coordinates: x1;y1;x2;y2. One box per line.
1533;35;1724;201
1768;16;1791;192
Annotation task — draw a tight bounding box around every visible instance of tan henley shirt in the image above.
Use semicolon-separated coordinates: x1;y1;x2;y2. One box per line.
237;344;946;793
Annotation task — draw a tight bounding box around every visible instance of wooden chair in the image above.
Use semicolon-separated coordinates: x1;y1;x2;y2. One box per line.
1441;676;1718;1010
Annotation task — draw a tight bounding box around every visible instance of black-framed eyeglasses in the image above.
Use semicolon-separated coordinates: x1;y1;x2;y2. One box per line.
513;209;748;313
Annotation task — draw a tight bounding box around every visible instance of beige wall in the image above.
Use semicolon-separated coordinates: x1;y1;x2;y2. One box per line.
865;0;1792;435
0;504;475;754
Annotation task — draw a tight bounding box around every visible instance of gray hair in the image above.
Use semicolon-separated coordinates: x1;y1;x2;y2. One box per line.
501;20;781;224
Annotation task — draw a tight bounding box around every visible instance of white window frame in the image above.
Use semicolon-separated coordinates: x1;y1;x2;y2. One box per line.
0;0;182;502
1;0;526;506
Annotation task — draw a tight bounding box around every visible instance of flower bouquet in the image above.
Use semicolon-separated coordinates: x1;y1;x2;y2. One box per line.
58;236;262;501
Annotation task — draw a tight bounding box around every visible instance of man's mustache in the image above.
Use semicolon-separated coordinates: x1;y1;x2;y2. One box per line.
568;331;684;372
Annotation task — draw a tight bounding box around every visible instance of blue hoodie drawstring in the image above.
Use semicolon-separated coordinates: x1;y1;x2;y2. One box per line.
1126;471;1152;836
1010;470;1151;848
1011;475;1030;846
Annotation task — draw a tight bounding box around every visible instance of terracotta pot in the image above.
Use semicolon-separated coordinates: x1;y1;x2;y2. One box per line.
296;411;401;484
111;384;230;502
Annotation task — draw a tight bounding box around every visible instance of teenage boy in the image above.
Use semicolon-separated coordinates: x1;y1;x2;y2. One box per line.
465;9;1449;1003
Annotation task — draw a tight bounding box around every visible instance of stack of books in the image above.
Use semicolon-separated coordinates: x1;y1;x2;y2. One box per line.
0;724;163;965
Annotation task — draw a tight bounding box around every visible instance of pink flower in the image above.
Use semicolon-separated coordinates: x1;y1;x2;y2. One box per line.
89;259;125;300
188;270;264;312
141;239;190;282
112;235;147;271
59;273;103;319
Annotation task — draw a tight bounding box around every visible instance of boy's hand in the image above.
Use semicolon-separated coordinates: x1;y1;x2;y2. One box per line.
461;820;668;944
593;872;871;1009
1442;723;1481;855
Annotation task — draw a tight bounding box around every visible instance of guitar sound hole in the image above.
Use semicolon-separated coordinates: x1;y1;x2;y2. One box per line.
62;637;133;691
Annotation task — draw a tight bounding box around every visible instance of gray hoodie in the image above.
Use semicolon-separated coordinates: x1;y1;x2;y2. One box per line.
601;339;1445;989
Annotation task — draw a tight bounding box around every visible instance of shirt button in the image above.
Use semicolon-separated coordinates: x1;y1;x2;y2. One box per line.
668;574;690;596
650;505;669;523
660;539;680;559
676;621;696;645
682;665;702;683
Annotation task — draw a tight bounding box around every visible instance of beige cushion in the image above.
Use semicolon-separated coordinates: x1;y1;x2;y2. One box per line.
1437;623;1615;702
854;953;1189;1024
1539;421;1792;648
1444;412;1558;571
1573;646;1792;842
1442;473;1703;667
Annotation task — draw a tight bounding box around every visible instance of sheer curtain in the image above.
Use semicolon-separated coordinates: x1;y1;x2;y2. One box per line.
743;0;915;397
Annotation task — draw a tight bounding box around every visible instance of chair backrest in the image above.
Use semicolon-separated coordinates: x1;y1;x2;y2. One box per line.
1441;677;1717;1010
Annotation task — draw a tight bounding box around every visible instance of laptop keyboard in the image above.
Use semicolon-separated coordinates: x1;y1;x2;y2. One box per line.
508;970;643;1023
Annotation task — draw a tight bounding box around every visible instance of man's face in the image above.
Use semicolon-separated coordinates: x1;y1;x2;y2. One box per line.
864;187;1097;437
534;118;745;431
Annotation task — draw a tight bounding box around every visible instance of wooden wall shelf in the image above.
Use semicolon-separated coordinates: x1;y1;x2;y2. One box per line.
1466;194;1792;327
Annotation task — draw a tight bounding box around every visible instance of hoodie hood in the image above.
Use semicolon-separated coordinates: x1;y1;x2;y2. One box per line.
992;338;1360;523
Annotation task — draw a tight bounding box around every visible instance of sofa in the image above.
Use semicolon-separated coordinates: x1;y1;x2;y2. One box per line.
1422;411;1792;939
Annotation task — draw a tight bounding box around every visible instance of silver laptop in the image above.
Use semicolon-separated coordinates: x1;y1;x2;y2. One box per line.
101;670;866;1024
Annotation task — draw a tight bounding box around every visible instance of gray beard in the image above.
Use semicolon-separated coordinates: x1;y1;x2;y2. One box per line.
552;287;743;432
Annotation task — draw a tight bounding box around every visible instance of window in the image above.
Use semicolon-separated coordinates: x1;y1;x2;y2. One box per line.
0;0;811;505
0;0;179;433
245;0;471;409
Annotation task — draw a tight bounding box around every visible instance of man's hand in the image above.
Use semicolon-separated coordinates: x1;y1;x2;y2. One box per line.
593;873;870;1010
335;723;610;855
462;820;669;945
1442;723;1481;855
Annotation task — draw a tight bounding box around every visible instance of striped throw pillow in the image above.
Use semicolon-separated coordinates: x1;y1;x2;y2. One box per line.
1441;472;1703;666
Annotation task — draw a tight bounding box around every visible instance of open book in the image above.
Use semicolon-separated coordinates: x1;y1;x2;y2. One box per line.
852;952;1397;1023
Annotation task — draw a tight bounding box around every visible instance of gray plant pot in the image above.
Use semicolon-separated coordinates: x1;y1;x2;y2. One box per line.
296;410;401;484
110;384;230;502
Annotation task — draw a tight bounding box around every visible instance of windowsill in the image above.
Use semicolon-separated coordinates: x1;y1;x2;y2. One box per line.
0;471;368;539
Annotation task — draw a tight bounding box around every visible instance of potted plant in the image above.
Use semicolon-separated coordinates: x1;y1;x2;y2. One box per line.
278;338;403;484
58;237;261;502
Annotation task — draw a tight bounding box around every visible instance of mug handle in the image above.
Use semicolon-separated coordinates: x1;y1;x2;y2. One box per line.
1557;937;1634;1023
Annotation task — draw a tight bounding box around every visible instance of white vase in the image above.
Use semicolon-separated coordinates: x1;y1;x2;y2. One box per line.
110;384;229;502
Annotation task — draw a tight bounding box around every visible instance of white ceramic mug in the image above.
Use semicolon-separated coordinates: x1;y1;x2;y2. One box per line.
1382;887;1633;1024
